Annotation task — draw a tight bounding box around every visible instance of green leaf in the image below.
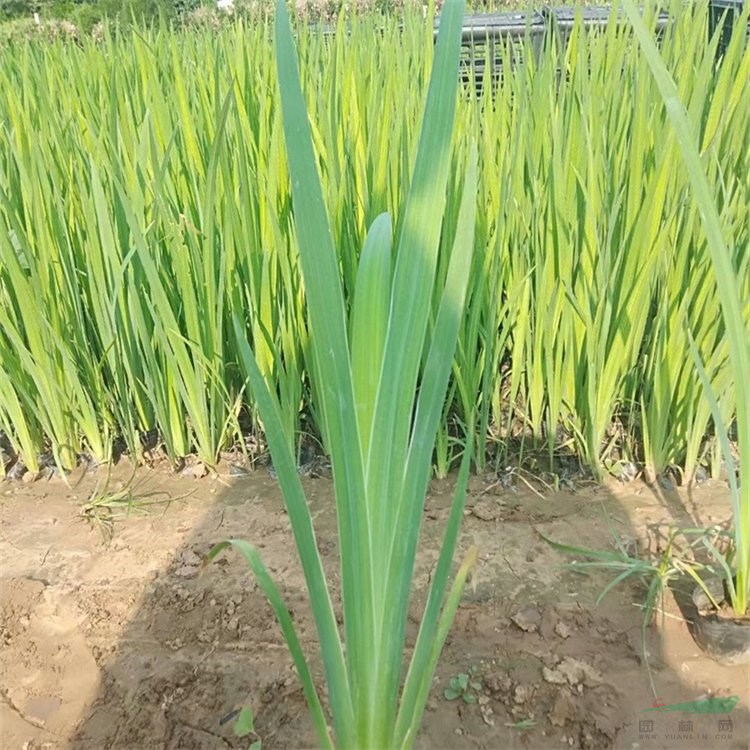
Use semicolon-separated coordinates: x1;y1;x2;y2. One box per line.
388;142;479;745
233;706;255;738
350;212;392;457
273;5;373;732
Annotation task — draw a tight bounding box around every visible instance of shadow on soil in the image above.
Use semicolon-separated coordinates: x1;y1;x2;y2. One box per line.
1;463;748;749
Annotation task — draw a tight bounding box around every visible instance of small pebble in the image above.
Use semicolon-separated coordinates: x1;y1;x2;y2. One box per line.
182;462;207;479
511;606;541;633
22;469;38;484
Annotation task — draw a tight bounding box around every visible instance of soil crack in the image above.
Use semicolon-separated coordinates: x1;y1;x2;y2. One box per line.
0;688;46;730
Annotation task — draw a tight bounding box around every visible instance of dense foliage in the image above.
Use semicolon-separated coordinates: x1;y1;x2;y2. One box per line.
1;3;748;481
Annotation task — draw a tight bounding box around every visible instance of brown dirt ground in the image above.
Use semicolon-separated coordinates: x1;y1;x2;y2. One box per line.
1;462;748;750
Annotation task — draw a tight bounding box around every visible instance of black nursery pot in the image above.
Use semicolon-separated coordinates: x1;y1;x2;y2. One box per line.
691;576;750;666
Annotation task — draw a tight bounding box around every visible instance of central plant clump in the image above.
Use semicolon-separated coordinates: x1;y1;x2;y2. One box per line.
210;1;481;747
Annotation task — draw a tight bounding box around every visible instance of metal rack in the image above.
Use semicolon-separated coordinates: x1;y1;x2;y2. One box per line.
318;3;747;92
541;5;671;46
434;10;545;93
433;5;675;95
708;0;748;56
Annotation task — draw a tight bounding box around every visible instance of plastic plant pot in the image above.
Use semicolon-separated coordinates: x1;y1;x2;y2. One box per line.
691;576;750;666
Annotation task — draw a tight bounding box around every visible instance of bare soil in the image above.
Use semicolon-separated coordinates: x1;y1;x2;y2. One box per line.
1;463;748;750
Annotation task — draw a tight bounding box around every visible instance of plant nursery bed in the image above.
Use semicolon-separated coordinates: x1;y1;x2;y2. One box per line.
1;465;748;750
